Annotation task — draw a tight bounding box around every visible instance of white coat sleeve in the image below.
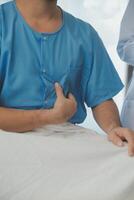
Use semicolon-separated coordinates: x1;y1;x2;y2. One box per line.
117;0;134;66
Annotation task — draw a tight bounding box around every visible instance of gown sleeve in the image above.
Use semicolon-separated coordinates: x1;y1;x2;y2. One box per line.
84;27;124;108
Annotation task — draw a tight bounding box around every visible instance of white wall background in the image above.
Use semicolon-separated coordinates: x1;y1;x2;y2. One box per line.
0;0;129;133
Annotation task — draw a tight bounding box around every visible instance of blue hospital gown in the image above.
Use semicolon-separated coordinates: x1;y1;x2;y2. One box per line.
0;1;123;123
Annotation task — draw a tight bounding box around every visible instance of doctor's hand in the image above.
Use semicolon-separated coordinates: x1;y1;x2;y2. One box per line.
52;83;77;124
108;127;134;156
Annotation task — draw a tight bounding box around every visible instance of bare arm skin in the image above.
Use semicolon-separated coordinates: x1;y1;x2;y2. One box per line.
0;107;54;133
92;99;134;156
92;99;121;133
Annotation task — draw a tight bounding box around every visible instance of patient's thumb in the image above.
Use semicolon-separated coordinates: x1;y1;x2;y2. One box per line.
55;83;64;98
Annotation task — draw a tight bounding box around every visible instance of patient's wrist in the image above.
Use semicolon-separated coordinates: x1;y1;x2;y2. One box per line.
34;109;55;127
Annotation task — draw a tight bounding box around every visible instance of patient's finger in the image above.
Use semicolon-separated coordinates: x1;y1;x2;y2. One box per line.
117;129;134;156
128;143;134;156
123;132;134;156
108;133;124;147
68;93;76;101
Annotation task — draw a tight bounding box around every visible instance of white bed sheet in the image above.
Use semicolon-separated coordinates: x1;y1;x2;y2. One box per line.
0;123;134;200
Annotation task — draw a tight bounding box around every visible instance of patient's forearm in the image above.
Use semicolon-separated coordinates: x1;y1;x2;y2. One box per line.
0;107;53;133
92;99;121;134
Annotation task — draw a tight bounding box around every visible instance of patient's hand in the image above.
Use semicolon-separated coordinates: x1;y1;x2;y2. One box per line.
108;127;134;156
52;83;77;123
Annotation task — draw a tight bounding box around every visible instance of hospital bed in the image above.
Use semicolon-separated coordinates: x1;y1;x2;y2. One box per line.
0;123;134;200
